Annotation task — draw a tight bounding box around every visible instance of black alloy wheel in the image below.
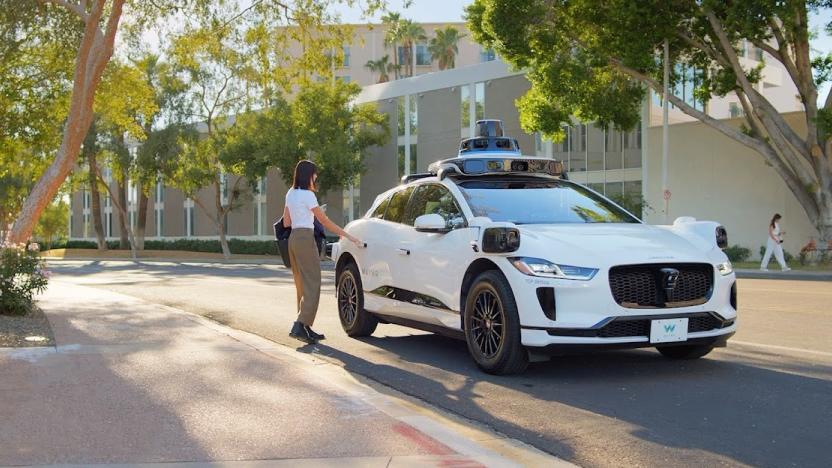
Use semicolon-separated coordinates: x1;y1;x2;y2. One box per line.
464;270;528;375
336;262;378;337
471;287;505;359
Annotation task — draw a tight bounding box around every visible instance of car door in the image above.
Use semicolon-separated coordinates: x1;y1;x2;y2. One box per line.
394;183;477;329
361;186;415;316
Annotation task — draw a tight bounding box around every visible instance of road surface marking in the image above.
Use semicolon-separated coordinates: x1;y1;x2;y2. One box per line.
731;340;832;358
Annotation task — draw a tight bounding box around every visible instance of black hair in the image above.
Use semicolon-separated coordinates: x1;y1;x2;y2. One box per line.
770;213;781;229
292;160;317;190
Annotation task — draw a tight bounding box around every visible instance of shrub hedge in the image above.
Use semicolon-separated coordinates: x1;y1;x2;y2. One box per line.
51;239;281;255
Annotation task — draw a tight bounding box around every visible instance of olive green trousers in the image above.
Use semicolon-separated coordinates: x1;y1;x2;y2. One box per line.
288;228;321;326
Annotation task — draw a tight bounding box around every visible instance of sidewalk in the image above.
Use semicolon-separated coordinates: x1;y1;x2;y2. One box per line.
0;281;568;467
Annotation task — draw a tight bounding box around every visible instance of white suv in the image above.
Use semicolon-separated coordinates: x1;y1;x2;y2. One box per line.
332;120;736;375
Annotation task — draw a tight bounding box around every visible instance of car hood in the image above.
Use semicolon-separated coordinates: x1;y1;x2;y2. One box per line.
515;223;711;266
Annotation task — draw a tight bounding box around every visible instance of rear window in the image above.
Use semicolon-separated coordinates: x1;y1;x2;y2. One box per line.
457;178;639;224
383;187;414;223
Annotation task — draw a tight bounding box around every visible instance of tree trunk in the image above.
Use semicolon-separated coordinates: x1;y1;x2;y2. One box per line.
87;152;108;250
116;177;129;249
218;216;231;259
83;119;107;250
136;190;148;250
7;0;125;244
213;182;231;260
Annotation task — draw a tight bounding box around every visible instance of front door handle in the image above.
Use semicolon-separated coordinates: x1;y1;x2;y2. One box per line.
397;248;411;256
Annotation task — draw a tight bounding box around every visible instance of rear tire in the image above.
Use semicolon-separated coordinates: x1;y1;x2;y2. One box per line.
656;344;714;360
463;270;528;375
337;262;377;337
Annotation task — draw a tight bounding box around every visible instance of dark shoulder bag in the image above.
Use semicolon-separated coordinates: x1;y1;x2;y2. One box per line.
274;217;291;268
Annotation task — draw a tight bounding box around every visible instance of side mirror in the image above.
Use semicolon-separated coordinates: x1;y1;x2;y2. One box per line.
414;213;449;233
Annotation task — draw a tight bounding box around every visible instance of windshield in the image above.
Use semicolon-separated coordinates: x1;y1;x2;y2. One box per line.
457;178;640;224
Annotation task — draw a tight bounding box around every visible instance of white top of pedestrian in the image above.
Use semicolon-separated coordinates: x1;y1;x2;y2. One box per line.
285;188;318;229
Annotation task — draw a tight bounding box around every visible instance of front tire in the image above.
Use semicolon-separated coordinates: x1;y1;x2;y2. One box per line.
656;344;715;360
463;270;528;375
337;262;377;337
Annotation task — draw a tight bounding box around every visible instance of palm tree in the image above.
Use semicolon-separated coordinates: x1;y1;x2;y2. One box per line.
365;55;396;83
428;26;465;70
398;20;426;77
382;12;402;80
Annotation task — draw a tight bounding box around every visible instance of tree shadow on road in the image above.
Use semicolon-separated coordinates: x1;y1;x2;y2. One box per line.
302;331;832;468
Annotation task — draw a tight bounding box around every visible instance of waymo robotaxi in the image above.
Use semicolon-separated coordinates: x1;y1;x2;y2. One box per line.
332;120;736;374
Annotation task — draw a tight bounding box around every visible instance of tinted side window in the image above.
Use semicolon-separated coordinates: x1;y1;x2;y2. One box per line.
371;194;391;219
403;184;465;228
383;187;414;223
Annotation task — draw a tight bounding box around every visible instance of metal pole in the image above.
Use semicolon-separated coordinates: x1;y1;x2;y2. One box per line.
662;39;670;223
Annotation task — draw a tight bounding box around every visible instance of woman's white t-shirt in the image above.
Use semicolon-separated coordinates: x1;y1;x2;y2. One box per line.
285;188;319;229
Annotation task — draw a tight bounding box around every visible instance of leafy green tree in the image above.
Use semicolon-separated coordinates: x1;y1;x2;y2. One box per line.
467;0;832;242
7;0;131;244
399;20;426;77
365;54;398;83
284;81;389;193
34;198;69;250
429;26;465;70
1;1;78;237
382;12;403;80
225;81;388;198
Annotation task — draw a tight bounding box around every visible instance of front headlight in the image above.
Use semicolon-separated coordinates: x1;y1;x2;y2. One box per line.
509;257;598;281
717;261;733;276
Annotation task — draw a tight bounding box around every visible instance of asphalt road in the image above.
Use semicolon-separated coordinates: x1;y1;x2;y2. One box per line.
49;260;832;468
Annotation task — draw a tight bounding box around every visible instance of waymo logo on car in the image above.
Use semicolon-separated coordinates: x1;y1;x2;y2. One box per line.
664;324;677;333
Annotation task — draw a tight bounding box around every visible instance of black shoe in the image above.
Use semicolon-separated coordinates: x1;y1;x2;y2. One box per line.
305;325;325;341
290;321;316;344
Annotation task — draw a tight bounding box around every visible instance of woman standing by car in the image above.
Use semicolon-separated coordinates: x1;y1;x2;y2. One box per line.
283;160;362;344
761;213;791;272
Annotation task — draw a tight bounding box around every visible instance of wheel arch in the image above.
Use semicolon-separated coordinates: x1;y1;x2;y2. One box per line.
336;251;357;279
459;257;504;327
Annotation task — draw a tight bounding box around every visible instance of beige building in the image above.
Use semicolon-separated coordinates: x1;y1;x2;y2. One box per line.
332;22;496;87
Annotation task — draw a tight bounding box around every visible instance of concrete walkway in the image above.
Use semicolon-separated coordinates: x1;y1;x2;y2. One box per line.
0;281;568;467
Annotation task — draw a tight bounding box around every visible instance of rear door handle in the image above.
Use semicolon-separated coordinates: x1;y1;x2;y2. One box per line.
397;248;411;256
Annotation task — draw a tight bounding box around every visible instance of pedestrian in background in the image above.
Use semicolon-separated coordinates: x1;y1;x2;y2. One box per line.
282;160;362;344
760;213;791;272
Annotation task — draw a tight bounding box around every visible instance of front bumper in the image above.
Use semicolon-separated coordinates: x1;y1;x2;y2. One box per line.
520;314;737;348
491;258;738;348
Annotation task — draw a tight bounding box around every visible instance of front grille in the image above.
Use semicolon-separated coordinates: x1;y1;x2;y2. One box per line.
609;263;714;308
687;314;724;333
547;312;730;338
598;320;650;338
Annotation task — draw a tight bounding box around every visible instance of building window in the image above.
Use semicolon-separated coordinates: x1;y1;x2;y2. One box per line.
475;82;485;121
479;47;496;62
398;144;418;179
343;46;350;67
674;64;706;112
398;46;406;68
184;199;195;237
415;43;431;66
461;83;485;137
729;102;743;118
336;75;351;83
460;85;470;134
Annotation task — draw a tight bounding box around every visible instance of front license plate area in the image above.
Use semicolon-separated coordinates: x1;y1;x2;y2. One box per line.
650;318;689;344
